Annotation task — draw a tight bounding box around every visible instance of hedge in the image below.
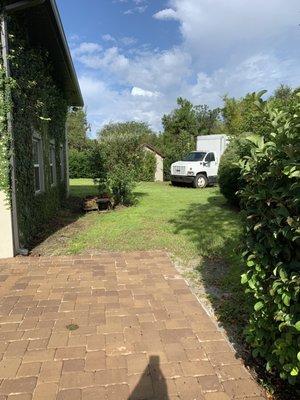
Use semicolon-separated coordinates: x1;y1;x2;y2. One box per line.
218;136;252;206
69;149;92;179
240;93;300;384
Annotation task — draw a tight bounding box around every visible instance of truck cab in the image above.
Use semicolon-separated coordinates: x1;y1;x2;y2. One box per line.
171;151;218;188
170;134;228;188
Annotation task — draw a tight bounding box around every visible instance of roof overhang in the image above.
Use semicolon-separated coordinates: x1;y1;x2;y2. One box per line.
4;0;83;106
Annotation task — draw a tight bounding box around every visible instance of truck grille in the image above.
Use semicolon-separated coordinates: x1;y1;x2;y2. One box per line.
172;165;186;175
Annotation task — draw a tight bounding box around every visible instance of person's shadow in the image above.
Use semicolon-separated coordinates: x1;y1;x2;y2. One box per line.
128;355;169;400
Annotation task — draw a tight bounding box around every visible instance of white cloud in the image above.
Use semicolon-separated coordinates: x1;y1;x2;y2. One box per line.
163;0;299;68
153;8;178;21
74;0;300;134
72;42;102;57
120;36;138;46
124;5;147;15
102;34;116;42
131;87;159;97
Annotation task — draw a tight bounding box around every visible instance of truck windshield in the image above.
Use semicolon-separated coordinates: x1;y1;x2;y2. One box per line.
182;152;206;161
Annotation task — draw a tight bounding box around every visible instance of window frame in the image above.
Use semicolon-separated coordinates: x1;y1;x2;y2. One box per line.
205;152;215;163
60;144;65;182
49;140;57;187
32;134;44;195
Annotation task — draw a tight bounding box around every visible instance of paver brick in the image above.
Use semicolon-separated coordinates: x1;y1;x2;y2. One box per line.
0;359;21;378
205;393;230;400
23;349;55;363
85;351;106;371
39;361;62;383
62;359;85;373
59;372;94;389
94;368;127;385
55;347;86;361
57;388;81;400
32;382;58;400
17;363;41;378
81;386;106;399
197;374;223;392
223;379;263;398
181;361;215;377
0;252;266;399
106;384;130;400
0;377;37;395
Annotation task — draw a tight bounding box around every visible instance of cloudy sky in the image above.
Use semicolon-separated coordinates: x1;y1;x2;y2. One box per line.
57;0;300;135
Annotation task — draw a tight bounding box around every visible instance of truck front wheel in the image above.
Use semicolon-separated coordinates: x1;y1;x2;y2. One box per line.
194;174;208;188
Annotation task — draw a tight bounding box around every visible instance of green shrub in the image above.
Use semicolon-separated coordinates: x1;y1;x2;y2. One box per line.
108;168;136;206
69;149;91;178
218;137;252;206
140;151;156;181
95;123;145;205
240;93;300;384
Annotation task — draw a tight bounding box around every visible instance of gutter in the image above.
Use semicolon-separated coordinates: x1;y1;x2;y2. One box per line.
49;0;83;106
4;0;45;13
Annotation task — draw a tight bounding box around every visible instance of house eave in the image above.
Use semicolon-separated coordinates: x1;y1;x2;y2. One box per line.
4;0;83;107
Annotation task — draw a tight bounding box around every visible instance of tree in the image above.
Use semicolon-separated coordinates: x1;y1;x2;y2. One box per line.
66;107;90;150
161;98;198;179
97;121;146;176
222;92;269;138
195;104;223;135
95;121;156;205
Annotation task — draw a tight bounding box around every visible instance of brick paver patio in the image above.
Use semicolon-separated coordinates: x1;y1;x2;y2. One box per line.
0;251;266;399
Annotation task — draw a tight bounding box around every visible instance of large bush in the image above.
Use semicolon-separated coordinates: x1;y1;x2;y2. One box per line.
218;136;252;206
96;122;146;205
240;93;300;384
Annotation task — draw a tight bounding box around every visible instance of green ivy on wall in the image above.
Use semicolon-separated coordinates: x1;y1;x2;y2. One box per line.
8;14;68;247
0;49;14;202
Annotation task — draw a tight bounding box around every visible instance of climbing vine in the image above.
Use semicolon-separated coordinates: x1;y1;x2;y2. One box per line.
7;14;68;247
0;49;14;203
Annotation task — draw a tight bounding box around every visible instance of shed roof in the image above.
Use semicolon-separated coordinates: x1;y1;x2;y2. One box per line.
143;143;165;158
4;0;83;106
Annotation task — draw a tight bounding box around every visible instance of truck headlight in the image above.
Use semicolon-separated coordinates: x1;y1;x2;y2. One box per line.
187;171;194;176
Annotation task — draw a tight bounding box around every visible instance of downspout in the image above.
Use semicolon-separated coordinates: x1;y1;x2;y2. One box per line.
0;14;20;254
65;115;70;197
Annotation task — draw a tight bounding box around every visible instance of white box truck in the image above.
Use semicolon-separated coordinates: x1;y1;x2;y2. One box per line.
170;134;228;188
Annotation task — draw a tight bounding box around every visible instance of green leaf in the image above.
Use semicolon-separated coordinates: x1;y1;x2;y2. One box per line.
295;321;300;331
290;367;299;377
241;274;248;284
297;352;300;362
254;301;264;311
282;293;291;307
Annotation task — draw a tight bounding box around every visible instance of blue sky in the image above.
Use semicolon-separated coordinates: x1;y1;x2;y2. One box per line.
57;0;300;136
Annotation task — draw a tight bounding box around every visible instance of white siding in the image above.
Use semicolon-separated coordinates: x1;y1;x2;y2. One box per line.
0;191;14;258
155;153;164;182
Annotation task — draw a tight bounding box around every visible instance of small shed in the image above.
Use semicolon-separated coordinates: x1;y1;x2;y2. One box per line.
143;144;164;182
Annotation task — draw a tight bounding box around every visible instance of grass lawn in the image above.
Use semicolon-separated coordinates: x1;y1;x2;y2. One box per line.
69;179;241;261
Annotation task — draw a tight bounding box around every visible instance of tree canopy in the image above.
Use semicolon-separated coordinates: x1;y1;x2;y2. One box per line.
66;108;90;150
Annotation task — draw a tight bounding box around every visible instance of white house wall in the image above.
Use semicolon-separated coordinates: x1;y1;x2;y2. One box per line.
0;190;14;258
155;153;164;182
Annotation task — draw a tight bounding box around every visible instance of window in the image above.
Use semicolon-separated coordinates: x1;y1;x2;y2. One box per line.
33;136;44;194
205;152;215;162
182;152;206;161
49;142;56;186
60;144;65;181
